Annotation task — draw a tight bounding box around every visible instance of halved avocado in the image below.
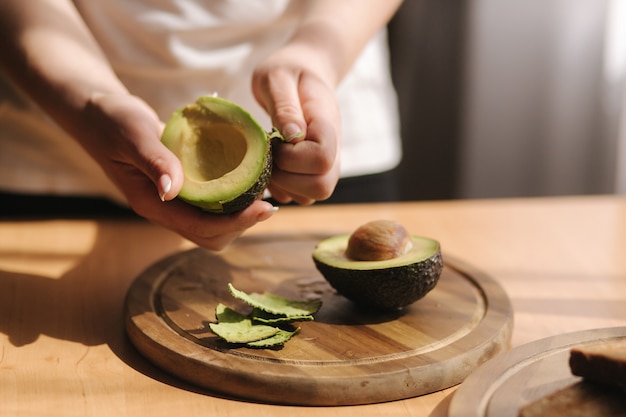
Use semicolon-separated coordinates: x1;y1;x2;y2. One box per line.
161;95;279;214
312;227;443;310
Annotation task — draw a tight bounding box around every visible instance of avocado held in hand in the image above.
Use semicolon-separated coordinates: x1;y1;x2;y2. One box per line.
313;220;443;310
161;95;283;214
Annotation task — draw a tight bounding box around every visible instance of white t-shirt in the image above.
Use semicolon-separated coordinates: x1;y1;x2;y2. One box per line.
0;0;401;203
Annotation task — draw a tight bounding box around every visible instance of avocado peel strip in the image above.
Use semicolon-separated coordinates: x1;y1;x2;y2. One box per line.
228;283;322;317
209;304;279;344
209;284;321;348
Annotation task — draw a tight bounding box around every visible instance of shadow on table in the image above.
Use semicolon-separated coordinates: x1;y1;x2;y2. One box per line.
0;214;236;397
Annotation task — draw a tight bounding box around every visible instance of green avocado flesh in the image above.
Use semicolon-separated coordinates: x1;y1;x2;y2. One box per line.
161;96;272;214
312;235;443;310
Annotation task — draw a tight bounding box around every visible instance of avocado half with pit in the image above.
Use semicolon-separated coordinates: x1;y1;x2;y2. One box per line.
161;95;281;214
312;220;443;310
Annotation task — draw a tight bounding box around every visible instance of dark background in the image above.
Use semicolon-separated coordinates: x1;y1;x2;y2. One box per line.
388;0;467;201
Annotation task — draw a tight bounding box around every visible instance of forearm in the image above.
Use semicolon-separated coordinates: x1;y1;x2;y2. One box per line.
289;0;404;86
0;0;127;137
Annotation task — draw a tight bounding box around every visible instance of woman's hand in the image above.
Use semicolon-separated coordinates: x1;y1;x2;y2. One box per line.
252;47;341;206
251;0;403;205
80;92;277;251
0;0;277;251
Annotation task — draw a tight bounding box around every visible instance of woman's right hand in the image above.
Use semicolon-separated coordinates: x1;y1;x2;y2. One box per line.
79;92;277;251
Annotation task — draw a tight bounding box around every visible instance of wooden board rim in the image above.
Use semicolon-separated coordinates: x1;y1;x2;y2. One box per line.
124;233;513;406
447;326;626;417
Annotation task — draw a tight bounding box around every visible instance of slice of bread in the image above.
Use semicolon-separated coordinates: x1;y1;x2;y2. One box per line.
518;339;626;416
569;339;626;390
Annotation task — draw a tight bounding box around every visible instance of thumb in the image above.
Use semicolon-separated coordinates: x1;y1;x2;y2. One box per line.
140;131;184;202
125;116;184;202
84;92;185;202
253;68;307;143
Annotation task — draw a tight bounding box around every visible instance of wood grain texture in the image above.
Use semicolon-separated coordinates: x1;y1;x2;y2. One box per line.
124;234;513;405
2;196;626;417
448;327;626;417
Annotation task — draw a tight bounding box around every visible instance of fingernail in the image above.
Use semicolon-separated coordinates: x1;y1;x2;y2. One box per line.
158;174;172;201
257;205;279;222
282;123;303;142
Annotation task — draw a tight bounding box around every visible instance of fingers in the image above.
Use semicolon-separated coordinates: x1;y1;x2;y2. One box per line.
84;92;278;251
110;98;184;203
253;65;341;204
130;131;184;202
267;183;311;206
253;66;307;143
273;74;340;202
84;93;184;202
124;125;277;250
271;116;337;175
268;158;339;204
115;166;278;250
163;200;278;251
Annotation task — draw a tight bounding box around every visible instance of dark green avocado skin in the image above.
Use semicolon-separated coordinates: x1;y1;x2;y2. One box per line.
313;251;443;310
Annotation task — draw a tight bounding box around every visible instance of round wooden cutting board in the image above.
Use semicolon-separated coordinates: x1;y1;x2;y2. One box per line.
447;326;626;417
124;233;513;406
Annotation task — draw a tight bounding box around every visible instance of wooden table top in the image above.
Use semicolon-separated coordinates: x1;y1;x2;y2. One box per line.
1;195;625;417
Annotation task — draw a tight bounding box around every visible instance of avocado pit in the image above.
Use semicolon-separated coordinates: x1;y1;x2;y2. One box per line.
346;220;413;261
